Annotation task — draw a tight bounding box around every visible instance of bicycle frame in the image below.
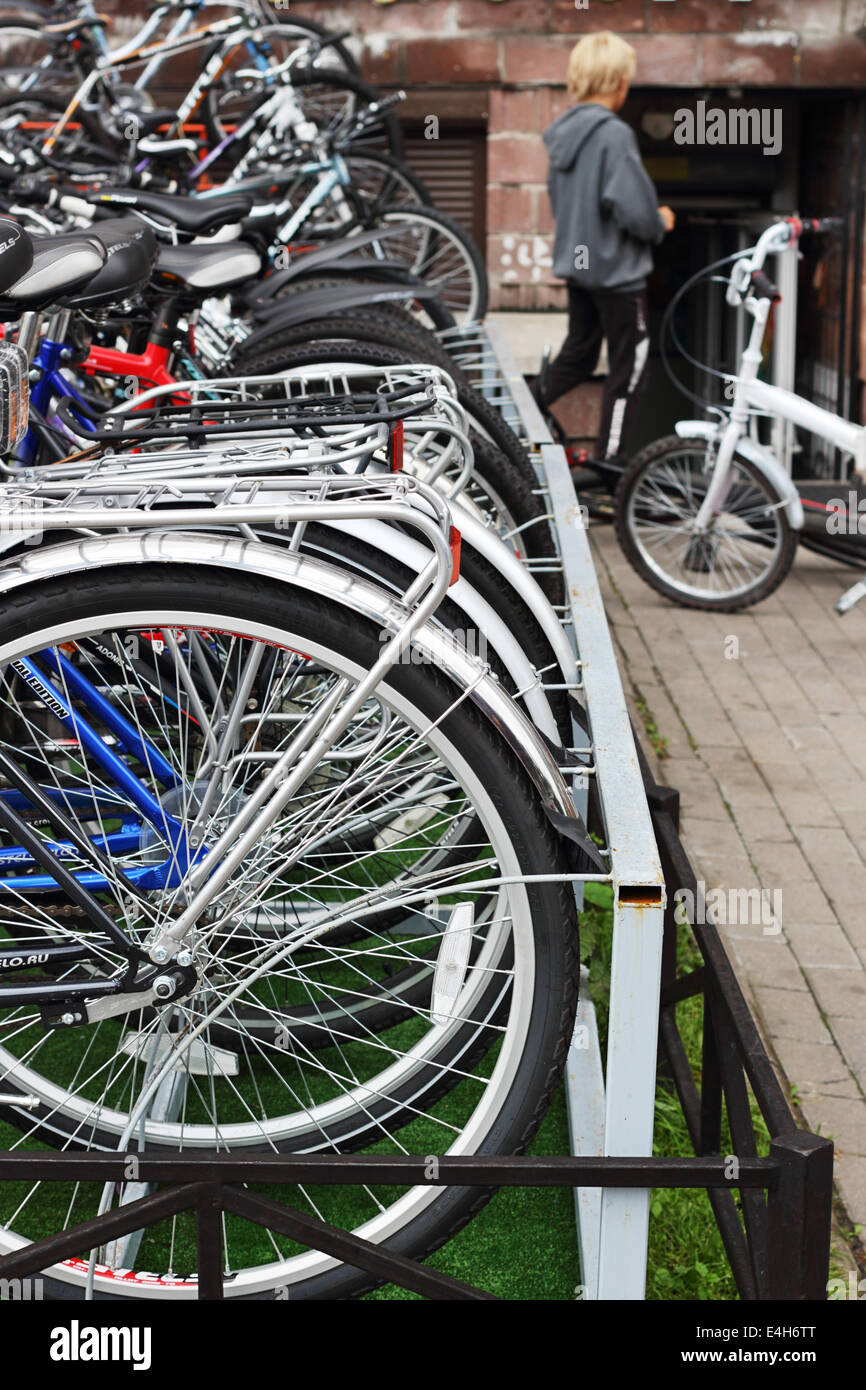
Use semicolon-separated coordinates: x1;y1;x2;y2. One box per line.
42;13;271;152
685;224;866;535
17;325;184;465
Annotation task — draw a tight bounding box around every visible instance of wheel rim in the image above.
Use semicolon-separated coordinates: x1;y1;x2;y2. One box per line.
626;447;786;602
0;599;543;1295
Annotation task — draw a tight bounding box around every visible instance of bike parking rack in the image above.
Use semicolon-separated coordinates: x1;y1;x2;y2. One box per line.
0;324;833;1302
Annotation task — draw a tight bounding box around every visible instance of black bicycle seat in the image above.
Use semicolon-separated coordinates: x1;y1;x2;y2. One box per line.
0;230;106;318
154;240;262;296
61;218;159;310
0;218;33;295
131;109;179;137
89;188;254;239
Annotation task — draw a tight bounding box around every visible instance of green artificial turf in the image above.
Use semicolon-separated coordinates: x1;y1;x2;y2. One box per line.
366;882;759;1300
0;884;764;1300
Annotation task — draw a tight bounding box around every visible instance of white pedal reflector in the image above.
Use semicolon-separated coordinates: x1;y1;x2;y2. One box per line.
120;1033;238;1077
430;902;474;1025
373;793;449;851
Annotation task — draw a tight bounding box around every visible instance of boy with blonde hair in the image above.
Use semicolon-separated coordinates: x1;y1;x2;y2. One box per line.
538;32;674;471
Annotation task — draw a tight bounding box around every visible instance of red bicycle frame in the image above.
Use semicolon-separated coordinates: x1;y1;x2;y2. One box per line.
80;340;176;391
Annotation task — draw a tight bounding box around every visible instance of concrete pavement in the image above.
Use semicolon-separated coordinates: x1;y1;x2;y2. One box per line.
589;522;866;1240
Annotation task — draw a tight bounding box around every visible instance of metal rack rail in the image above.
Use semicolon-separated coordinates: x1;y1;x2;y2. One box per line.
445;320;667;1298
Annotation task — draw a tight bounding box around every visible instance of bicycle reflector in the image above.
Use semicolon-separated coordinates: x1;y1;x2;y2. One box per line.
0;343;29;454
388;419;404;471
449;525;462;586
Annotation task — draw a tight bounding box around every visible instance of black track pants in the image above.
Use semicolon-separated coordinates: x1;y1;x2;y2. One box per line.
542;284;650;464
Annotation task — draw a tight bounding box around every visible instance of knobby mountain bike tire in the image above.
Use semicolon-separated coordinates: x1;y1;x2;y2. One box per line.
614;434;798;611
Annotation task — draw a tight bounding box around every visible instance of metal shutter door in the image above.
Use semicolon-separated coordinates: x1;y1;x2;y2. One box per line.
400;127;486;247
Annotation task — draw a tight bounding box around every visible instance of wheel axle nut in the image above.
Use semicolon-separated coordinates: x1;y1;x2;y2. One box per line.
153;975;175;1000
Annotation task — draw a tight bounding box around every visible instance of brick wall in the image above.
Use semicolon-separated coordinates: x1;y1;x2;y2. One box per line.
271;1;866;307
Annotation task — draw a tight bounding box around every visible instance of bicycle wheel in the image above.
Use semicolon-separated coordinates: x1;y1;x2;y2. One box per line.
352;205;487;326
243;150;431;234
233;316;535;493
0;86;114;169
251;9;359;76
0;562;578;1299
614;434;798;610
0;21;63;91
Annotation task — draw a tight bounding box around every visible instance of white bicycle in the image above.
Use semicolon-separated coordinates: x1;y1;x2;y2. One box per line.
614;215;856;611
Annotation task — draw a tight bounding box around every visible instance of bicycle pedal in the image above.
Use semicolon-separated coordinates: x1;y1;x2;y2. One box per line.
835;579;866;614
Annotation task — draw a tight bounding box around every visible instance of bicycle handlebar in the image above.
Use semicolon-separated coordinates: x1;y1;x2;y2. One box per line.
792;216;844;237
749;268;781;303
728;214;843;304
333;90;405;149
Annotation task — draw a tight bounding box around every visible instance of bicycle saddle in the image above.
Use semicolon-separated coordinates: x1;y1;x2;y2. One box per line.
0;218;33;295
61;218;159;310
89;188;254;240
154;240;262;295
0;229;106;317
130;109;179;136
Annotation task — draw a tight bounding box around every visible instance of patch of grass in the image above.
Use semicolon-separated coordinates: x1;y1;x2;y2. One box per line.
634;690;669;761
370;882;756;1300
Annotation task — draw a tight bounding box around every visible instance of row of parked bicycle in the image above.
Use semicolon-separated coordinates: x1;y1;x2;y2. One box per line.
0;0;597;1300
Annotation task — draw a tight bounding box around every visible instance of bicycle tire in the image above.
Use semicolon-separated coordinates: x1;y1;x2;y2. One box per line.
203;59;402;160
230;334;561;601
614;434;799;610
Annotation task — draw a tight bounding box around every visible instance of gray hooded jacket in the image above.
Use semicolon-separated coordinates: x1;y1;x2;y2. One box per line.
544;103;666;292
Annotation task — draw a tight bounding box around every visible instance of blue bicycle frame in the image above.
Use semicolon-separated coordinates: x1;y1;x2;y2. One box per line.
0;640;206;893
17;336;98;466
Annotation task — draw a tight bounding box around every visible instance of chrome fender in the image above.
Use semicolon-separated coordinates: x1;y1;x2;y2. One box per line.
0;531;597;857
674;420;803;530
316;515;560;742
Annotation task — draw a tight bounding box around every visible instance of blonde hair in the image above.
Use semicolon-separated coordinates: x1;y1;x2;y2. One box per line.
567;31;636;102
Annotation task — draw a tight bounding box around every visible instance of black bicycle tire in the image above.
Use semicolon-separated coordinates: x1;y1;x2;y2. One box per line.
202;59;403;160
232;333;561;606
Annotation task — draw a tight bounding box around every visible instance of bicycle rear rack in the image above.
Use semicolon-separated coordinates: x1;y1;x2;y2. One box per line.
0;323;833;1302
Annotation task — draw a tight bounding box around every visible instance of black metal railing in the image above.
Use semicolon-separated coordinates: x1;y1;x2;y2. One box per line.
0;740;834;1302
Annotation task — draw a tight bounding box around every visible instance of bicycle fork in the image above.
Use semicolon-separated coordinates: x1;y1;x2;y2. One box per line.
692;297;771;535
